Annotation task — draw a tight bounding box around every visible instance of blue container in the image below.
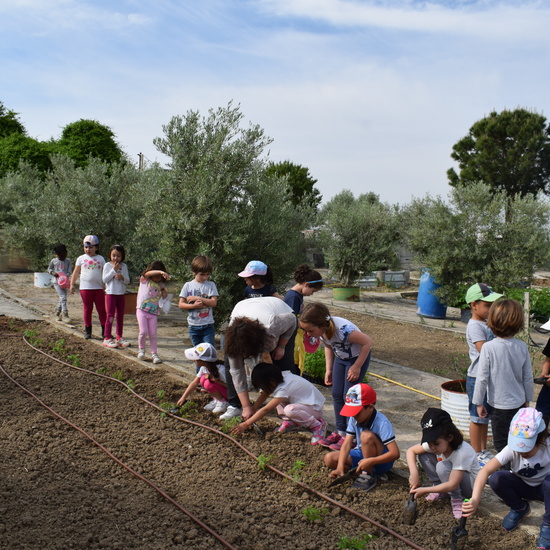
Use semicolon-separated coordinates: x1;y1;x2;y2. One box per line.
416;271;447;319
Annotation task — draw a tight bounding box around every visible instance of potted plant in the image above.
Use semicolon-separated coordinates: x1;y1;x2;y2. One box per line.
320;191;401;302
302;347;326;385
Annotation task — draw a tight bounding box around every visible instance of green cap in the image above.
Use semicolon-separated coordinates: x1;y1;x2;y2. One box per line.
465;283;503;304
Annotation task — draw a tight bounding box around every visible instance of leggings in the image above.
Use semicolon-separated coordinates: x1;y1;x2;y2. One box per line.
136;308;158;354
332;352;371;433
80;289;106;327
53;283;68;312
200;374;228;401
276;402;323;429
419;453;475;500
105;294;125;340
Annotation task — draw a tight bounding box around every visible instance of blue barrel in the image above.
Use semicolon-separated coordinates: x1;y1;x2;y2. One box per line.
416;271;447;319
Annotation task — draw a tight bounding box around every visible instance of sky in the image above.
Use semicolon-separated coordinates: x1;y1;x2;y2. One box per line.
1;0;549;205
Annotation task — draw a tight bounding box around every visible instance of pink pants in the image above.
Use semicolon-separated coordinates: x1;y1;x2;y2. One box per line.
276;402;323;428
199;374;228;401
80;289;107;327
105;294;125;340
136;308;158;354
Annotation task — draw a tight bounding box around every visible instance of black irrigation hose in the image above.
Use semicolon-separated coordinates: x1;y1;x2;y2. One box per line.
19;336;425;550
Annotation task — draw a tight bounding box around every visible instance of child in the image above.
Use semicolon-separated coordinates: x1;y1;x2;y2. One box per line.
176;343;228;414
231;362;327;444
464;283;503;466
238;260;282;299
136;261;169;364
102;244;130;349
473;298;534;453
407;407;480;519
284;264;324;374
299;302;372;450
178;256;219;347
48;244;73;322
324;383;399;492
70;235;106;339
463;408;550;549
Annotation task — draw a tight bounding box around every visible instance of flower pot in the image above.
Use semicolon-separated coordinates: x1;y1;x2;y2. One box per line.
333;286;360;302
124;291;138;315
440;380;469;434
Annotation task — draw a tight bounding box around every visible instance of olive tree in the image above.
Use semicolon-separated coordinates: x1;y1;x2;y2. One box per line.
142;102;311;325
403;182;550;305
321;190;401;286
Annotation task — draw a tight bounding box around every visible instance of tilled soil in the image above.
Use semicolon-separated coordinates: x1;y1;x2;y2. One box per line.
0;318;535;549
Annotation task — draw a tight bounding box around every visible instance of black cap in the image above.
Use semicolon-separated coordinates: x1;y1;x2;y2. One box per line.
420;408;452;443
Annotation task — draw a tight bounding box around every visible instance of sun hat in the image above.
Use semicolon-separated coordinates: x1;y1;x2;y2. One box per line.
340;383;377;417
465;283;503;304
83;235;99;246
508;407;546;452
420;407;453;443
238;261;267;278
184;343;218;362
56;272;70;289
303;333;321;353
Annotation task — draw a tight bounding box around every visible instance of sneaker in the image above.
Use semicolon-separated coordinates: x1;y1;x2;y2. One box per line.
451;498;463;519
116;338;130;348
213;400;229;414
55;310;62;321
137;349;145;360
102;338;118;348
219;405;242;420
502;503;530;531
537;523;550;549
152;354;162;364
310;419;327;444
62;312;71;322
277;420;300;434
204;399;218;411
426;492;449;502
477;450;495;467
317;430;343;448
329;436;345;451
351;472;377;492
378;473;388;482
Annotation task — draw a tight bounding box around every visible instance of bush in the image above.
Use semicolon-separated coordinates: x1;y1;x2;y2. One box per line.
303;347;326;379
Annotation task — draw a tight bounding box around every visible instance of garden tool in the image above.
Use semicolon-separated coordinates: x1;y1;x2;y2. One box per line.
535;376;548;384
252;422;265;438
328;467;358;488
450;515;468;550
402;493;417;525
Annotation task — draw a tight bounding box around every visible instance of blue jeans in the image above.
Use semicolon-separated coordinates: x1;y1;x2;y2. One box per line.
466;375;491;424
332;352;371;433
188;324;215;347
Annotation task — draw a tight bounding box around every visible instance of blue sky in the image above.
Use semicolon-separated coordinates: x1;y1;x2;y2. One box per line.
1;0;549;205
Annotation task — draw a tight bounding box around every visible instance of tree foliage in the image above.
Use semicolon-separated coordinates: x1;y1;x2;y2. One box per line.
56;119;124;167
147;103;311;325
0;101;26;138
448;108;550;198
0;133;54;178
321;190;401;286
265;160;322;210
403;182;550;306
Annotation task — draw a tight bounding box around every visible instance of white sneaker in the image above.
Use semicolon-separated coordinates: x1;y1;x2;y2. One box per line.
137;349;145;360
152;354;162;364
213;400;229;414
204;399;217;411
62;312;71;323
116;338;130;348
102;338;118;349
55;310;62;321
219;405;242;420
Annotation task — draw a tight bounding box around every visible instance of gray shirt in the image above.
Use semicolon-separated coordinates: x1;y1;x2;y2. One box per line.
473;337;534;409
466;319;495;377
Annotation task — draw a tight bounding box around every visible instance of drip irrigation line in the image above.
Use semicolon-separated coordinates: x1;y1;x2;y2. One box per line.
1;362;237;550
368;370;440;401
19;336;425;550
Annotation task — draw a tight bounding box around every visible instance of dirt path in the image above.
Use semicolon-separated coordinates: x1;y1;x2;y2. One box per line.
0;318;535;549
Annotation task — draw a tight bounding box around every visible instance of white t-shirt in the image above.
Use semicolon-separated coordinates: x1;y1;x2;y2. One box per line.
179;280;219;326
271;371;325;412
496;442;550;487
75;254;105;290
196;363;227;384
321;317;362;360
421;440;481;478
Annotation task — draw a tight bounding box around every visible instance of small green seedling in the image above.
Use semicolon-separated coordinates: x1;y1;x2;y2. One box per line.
67;354;81;367
111;370;125;381
51;338;65;353
95;366;109;375
301;506;328;523
337;534;377;549
23;329;42;346
288;460;306;482
256;454;273;471
156;390;165;399
179;401;198;417
220;416;242;434
125;379;136;392
159;401;176;418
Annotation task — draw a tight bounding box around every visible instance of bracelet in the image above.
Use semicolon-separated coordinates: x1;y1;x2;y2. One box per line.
244;420;250;428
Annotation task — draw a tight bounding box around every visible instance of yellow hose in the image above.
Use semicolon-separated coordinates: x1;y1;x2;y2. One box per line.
368;371;441;401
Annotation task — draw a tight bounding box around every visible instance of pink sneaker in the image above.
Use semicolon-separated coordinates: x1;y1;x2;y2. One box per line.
317;430;342;448
329;435;345;451
310;419;327;445
277;420;299;433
